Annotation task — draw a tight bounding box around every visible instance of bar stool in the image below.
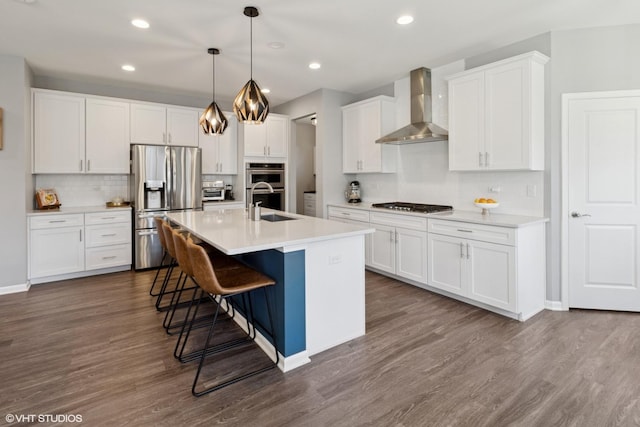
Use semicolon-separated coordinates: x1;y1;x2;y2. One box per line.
149;216;171;297
163;225;238;335
183;236;279;396
154;220;185;312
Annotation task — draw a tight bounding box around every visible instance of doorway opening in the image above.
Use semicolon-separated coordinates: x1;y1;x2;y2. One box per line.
293;113;317;215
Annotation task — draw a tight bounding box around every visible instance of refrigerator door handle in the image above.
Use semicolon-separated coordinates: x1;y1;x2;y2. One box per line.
137;230;158;236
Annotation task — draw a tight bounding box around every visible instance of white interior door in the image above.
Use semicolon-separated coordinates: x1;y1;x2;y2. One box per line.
565;92;640;311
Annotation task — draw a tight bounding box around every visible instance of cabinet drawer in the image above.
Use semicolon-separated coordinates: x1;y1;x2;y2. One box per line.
86;244;131;270
85;210;131;225
304;193;316;201
30;214;84;230
85;223;131;247
428;219;515;246
370;212;427;231
327;206;370;223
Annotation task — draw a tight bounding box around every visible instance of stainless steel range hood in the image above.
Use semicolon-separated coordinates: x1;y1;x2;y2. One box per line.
376;67;448;144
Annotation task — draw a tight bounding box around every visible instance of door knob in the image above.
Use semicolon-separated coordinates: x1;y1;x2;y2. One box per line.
571;211;591;218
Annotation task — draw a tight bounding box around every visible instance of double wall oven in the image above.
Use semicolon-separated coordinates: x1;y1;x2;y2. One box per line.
245;162;285;211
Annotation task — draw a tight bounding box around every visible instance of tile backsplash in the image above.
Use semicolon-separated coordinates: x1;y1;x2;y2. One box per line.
35;174;129;207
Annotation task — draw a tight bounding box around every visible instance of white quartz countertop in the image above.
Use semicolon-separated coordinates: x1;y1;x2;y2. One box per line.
167;208;375;255
328;202;547;228
27;205;132;216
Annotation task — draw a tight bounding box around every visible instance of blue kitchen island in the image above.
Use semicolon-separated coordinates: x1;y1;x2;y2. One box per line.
167;208;374;371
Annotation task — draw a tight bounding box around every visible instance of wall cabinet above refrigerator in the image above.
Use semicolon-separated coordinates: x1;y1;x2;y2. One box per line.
446;51;548;171
130;103;199;147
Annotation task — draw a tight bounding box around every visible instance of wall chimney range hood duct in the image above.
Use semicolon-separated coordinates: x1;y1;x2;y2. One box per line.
376;67;448;144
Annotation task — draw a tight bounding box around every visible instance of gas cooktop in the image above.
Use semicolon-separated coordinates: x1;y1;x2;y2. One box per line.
371;202;453;214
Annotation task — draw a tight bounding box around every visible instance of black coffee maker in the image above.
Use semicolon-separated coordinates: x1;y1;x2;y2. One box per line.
345;181;361;203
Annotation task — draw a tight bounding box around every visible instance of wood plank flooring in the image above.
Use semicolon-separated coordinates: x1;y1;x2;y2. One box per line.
1;270;640;426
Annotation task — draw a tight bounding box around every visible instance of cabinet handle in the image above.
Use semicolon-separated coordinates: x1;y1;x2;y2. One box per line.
263;146;267;155
163;132;167;143
268;146;271;156
80;160;83;172
102;255;117;260
101;233;117;237
466;243;470;259
478;152;483;167
485;152;489;167
101;217;116;220
87;159;91;171
457;229;473;233
460;242;464;258
79;230;82;242
48;220;67;223
168;133;172;144
342;212;351;216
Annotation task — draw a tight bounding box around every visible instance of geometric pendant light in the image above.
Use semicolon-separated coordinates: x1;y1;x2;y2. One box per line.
200;48;228;134
233;6;269;124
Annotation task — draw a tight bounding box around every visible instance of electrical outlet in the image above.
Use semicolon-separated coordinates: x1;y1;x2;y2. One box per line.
489;186;502;193
526;184;537;197
329;255;342;265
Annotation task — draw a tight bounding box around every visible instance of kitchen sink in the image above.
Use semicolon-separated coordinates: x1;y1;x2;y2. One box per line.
261;213;297;222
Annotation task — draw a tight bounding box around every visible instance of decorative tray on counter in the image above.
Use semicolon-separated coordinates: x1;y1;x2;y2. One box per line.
105;201;131;208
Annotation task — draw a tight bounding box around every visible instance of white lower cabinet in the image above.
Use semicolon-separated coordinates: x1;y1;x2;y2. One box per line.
84;211;131;271
29;214;85;279
369;212;428;284
303;193;316;217
29;209;132;283
428;218;544;320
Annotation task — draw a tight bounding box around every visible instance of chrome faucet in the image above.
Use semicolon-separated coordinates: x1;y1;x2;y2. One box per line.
249;181;274;220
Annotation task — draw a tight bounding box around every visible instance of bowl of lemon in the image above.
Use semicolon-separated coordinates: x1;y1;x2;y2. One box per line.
474;198;499;215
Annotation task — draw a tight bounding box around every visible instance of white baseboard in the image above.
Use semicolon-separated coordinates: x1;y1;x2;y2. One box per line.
545;300;567;311
0;282;31;295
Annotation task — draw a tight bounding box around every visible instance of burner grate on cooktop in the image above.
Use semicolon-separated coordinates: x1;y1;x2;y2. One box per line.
371;202;453;213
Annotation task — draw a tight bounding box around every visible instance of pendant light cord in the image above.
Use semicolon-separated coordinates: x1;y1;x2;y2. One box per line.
250;14;253;81
211;52;215;103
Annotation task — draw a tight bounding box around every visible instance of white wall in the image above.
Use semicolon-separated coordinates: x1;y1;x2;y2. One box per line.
294;121;316;214
0;56;32;288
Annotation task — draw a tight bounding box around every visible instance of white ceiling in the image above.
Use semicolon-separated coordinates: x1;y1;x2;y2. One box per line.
2;0;639;106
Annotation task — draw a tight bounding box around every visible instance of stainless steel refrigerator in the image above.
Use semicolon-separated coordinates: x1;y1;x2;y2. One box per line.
130;144;202;270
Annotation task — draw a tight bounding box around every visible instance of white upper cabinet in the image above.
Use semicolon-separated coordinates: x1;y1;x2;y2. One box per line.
199;113;238;174
447;51;549;171
130;103;199;147
33;91;85;174
342;96;396;173
33;90;129;174
85;98;130;174
241;114;289;158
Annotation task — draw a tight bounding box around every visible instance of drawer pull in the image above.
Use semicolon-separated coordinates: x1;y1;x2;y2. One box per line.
101;233;117;237
457;229;473;233
342;212;351;216
102;256;117;260
48;220;67;223
101;217;116;220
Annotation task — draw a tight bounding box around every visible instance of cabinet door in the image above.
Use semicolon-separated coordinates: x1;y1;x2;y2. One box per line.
448;72;485;171
243;122;267;156
427;233;465;296
265;115;287;157
342;106;361;173
217;115;238;174
131;103;167;144
369;224;395;274
33;92;85;173
86;98;130;173
467;240;516;311
358;101;383;173
167;107;199;147
199;132;220;174
30;226;84;278
485;61;529;170
396;227;428;284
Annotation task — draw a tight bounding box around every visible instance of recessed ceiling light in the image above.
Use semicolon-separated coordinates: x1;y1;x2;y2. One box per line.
396;15;414;25
131;19;150;29
268;42;285;49
309;62;321;70
121;64;136;72
261;88;271;94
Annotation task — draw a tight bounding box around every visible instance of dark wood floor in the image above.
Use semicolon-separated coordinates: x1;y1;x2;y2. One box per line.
1;270;640;426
